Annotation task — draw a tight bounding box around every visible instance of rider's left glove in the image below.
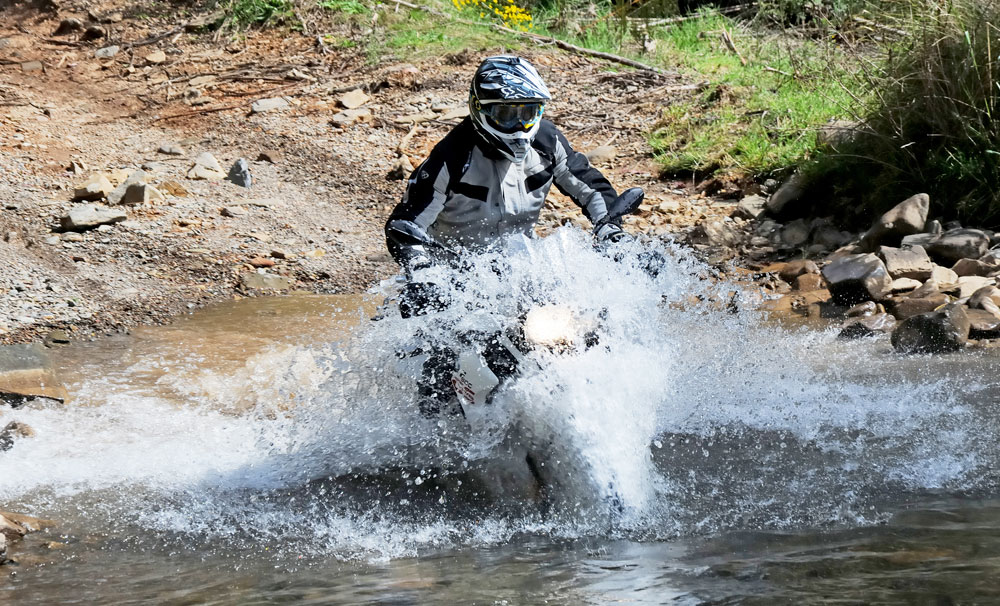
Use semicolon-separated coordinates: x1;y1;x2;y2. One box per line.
595;222;632;244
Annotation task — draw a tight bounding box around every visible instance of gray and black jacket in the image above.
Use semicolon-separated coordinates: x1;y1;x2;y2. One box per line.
385;118;617;264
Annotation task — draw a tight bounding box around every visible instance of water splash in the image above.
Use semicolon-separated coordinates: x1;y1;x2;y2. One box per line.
1;227;998;560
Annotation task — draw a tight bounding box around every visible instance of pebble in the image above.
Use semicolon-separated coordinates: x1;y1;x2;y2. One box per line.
95;45;119;59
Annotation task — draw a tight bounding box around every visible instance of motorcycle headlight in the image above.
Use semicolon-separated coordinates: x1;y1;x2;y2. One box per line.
523;304;586;350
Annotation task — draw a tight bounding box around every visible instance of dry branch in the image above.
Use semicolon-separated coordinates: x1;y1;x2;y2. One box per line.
721;28;746;66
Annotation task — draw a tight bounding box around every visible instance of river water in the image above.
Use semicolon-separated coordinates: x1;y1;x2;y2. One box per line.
3;229;1000;604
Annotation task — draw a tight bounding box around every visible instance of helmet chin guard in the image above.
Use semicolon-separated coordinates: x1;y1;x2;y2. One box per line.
469;56;551;162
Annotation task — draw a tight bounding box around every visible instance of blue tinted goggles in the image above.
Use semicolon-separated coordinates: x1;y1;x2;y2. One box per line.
482;102;545;133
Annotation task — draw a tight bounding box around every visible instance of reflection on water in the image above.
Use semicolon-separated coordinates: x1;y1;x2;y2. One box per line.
8;499;1000;604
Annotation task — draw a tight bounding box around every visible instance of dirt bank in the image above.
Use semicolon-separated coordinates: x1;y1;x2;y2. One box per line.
0;0;743;345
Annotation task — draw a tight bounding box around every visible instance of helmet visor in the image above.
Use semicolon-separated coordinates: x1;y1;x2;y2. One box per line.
482;102;545;133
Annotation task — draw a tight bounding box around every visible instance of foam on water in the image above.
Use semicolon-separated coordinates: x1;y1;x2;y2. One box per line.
2;227;999;560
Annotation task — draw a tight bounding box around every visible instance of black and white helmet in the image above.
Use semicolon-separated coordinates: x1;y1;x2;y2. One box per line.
468;56;552;162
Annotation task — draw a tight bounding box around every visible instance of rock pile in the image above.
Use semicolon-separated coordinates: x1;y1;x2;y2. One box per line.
751;193;1000;354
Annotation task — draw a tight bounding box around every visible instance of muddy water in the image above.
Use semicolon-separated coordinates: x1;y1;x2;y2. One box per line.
4;232;1000;604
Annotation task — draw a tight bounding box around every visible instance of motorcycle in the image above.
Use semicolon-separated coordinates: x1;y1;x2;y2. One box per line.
382;188;649;516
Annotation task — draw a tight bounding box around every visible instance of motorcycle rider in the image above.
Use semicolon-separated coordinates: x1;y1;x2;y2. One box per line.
385;55;629;273
384;55;629;415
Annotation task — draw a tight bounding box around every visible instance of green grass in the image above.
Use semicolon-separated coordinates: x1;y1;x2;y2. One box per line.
377;8;521;60
644;12;859;180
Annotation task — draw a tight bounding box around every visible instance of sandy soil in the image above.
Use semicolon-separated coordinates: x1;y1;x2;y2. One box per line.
0;0;738;344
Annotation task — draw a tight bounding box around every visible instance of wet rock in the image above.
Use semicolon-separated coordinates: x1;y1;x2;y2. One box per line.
72;173;113;201
0;344;68;404
585;145;616;165
859;193;929;252
886;292;950;320
891;304;970;353
0;421;35;452
187;152;226;180
925;228;990;264
765;171;806;217
821;253;892;305
240;272;293;290
846;301;878;317
158;143;184;155
44;329;70;346
889;277;922;293
226;158;252;188
60;204;127;232
0;511;55;533
778;219;810;248
53;18;83;35
776;259;819;284
839;312;896;339
386;155;414;181
951;257;995;277
967;308;1000;339
878;245;933;280
94;45;119;59
794;273;825;292
338;88;370;109
0;514;25;541
250;97;290;114
957;276;995;298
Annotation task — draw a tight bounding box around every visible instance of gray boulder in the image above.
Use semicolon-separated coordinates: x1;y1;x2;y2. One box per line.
734;194;766;220
859;193;929;252
923;228;990;264
60;204;126;232
821;253;892;305
878;245;933;280
226;158;252;188
839;312;896;339
694;220;742;248
765;172;806;217
778;219;810;248
891;304;970;353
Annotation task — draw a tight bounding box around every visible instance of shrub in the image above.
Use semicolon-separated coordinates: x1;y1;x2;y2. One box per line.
807;0;1000;227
